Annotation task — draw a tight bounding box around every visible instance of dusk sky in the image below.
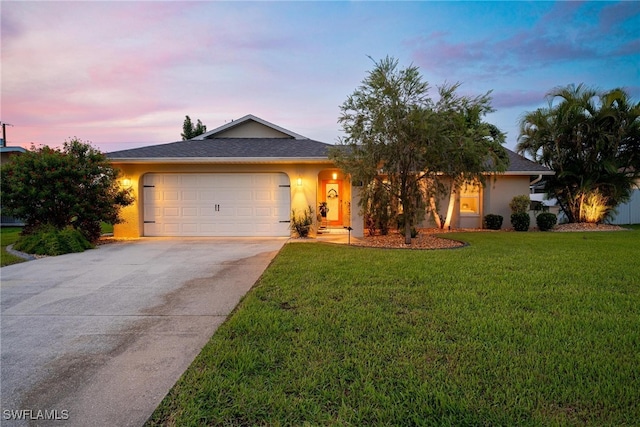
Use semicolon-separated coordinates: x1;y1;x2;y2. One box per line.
2;1;639;153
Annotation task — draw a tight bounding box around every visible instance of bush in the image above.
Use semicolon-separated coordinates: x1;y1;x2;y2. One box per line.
536;212;558;231
0;138;134;243
290;206;314;238
14;225;94;256
483;214;503;230
509;195;530;214
511;212;530;232
396;213;418;238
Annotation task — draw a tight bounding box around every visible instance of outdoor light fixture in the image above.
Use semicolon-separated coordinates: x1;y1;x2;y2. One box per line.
122;178;132;187
332;172;338;180
297;177;303;186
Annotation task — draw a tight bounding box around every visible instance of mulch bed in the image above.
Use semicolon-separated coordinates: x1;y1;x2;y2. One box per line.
551;223;627;232
353;223;628;250
353;229;467;250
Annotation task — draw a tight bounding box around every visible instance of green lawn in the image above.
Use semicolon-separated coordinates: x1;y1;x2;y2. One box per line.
152;229;636;425
147;229;640;426
1;227;26;267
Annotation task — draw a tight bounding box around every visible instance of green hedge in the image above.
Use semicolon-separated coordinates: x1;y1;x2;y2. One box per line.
536;212;558;231
483;214;503;230
14;225;94;256
511;212;530;232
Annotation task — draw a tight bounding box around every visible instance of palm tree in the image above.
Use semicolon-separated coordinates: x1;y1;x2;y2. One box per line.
517;84;640;223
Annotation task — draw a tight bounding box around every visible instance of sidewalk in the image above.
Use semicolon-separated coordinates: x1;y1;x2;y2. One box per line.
314;227;364;245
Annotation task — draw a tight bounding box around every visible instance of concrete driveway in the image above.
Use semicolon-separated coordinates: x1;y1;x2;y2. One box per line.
1;237;287;426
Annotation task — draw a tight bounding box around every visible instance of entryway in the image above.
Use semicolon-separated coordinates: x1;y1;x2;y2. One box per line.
320;179;343;227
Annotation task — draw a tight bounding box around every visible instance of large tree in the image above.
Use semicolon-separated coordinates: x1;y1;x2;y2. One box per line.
430;84;509;229
0;138;134;242
517;84;640;223
331;57;508;243
181;115;207;140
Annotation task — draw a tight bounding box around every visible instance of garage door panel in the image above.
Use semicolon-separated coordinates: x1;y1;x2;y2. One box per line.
163;175;180;186
143;173;290;237
200;207;216;217
162;191;179;201
182;207;198;217
182;190;198;201
163;207;180;217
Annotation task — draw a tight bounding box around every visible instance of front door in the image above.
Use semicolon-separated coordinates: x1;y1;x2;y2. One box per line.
321;180;343;226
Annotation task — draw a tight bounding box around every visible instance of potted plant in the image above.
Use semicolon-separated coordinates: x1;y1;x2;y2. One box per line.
290;206;314;238
319;202;328;218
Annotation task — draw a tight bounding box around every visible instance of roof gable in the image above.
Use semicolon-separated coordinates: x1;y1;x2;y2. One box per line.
193;114;307;140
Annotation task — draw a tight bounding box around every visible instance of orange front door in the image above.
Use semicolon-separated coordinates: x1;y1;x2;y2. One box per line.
321;180;343;226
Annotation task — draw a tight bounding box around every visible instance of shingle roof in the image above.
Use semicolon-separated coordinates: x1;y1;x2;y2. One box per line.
107;138;333;160
107;138;552;175
505;149;554;174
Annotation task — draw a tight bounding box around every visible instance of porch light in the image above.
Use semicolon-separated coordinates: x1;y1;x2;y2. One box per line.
297;177;303;187
332;172;338;180
122;178;132;187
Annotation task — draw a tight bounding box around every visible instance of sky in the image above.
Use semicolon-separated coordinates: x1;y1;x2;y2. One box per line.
1;1;639;153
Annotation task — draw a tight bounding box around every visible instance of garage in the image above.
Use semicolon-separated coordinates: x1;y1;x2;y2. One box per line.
142;173;291;236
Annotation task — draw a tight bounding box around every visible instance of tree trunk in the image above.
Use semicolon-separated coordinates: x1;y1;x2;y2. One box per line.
404;221;412;244
443;185;457;230
429;197;442;229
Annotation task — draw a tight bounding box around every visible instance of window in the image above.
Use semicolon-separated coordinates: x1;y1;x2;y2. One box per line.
460;184;480;215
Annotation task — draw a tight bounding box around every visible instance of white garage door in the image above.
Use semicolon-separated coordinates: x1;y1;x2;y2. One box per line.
143;173;291;236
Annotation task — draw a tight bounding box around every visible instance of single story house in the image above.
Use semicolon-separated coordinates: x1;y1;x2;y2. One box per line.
107;114;553;238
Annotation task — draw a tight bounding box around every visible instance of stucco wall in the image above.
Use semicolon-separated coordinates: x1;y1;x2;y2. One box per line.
111;161;343;238
214;121;290;139
483;175;532;229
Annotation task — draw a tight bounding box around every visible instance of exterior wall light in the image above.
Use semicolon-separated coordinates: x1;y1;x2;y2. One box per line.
122;178;132;187
332;172;338;180
297;177;303;186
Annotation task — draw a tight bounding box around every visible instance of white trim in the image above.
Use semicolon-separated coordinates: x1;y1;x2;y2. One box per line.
110;157;333;164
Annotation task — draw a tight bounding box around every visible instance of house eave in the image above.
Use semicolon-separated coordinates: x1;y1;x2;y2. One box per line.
497;171;555;176
108;157;334;165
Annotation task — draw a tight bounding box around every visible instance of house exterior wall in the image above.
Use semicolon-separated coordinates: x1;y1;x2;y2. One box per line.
213;122;290;139
111;161;337;238
483;175;532;229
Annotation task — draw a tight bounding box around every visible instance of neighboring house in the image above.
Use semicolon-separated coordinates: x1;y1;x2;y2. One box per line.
1;145;27;226
609;178;640;225
107;114;553;238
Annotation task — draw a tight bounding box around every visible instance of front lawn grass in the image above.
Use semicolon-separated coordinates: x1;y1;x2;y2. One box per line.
1;227;26;267
147;229;640;426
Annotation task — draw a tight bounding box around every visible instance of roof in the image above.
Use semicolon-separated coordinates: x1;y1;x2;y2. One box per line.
0;146;27;154
107;138;334;163
108;114;333;163
504;149;554;175
193;114;308;140
106;113;552;174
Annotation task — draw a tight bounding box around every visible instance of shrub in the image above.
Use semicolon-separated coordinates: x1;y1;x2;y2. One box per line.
509;195;530;214
14;225;93;256
290;206;314;238
0;138;134;243
536;212;558;231
396;213;418;238
511;212;530;232
483;214;503;230
579;190;609;223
